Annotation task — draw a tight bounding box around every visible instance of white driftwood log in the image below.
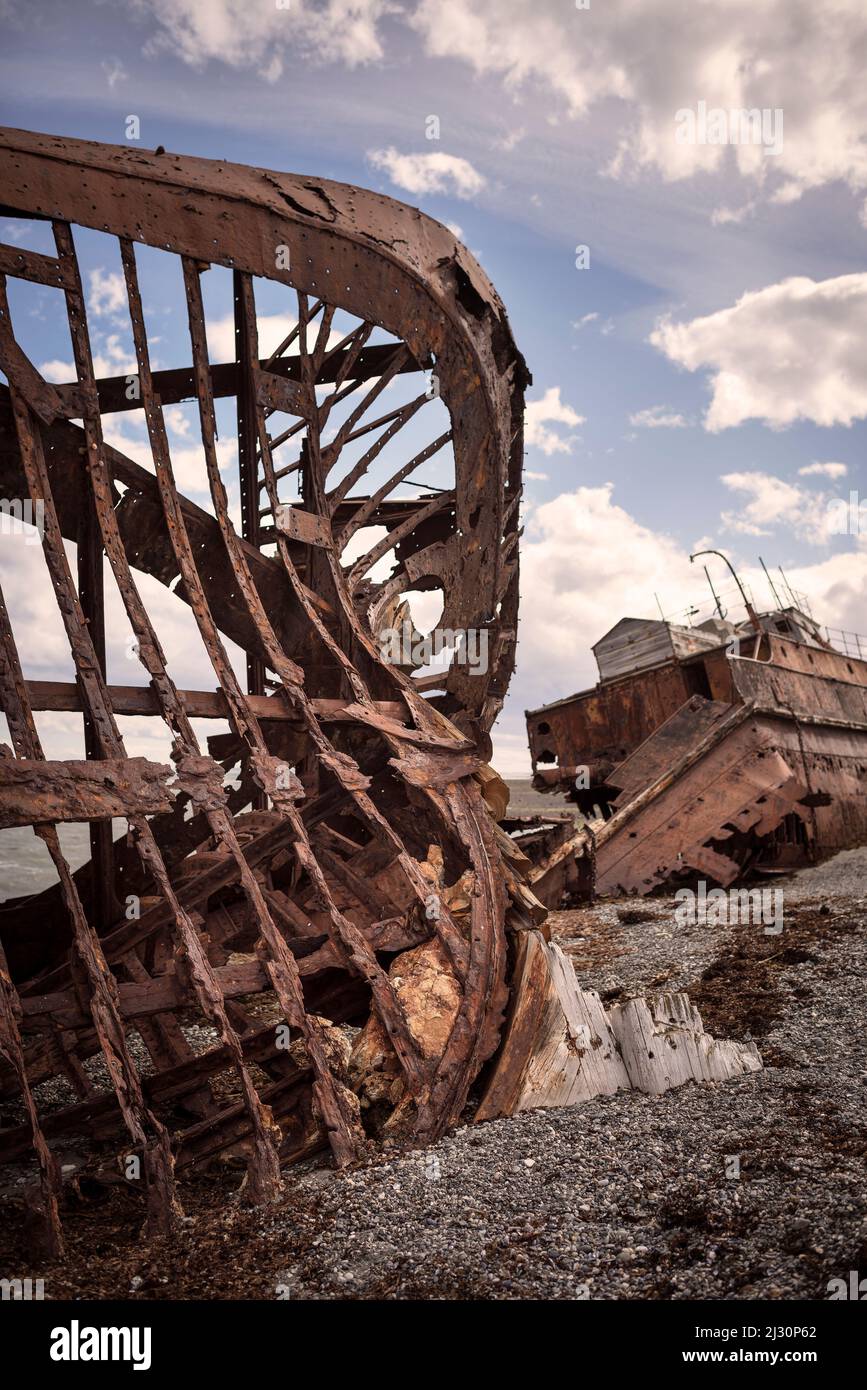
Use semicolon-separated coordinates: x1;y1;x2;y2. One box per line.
476;931;761;1121
609;992;762;1094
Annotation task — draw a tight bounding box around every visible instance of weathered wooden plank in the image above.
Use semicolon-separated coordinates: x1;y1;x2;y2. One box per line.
609;992;762;1093
476;931;761;1120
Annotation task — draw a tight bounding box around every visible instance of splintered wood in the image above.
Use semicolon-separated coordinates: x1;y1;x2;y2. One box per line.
477;931;761;1120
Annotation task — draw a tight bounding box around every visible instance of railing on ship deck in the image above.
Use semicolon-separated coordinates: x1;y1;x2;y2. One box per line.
824;627;867;660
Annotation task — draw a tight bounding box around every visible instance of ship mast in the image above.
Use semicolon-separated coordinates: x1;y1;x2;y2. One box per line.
689;549;761;628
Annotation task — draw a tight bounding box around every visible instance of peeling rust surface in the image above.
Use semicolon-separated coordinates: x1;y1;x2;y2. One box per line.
0;129;530;1249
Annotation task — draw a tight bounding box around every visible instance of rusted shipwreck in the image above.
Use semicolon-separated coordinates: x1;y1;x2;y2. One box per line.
527;583;867;898
0;128;539;1253
0;133;764;1260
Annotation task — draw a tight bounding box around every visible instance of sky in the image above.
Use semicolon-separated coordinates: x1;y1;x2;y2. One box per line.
0;0;866;777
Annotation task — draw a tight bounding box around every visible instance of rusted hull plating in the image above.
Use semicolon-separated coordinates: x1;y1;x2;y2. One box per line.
595;700;867;895
0;129;530;1253
527;634;867;901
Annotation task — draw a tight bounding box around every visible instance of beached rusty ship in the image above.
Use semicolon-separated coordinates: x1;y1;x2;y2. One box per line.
0;134;770;1260
0;128;538;1251
527;567;867;897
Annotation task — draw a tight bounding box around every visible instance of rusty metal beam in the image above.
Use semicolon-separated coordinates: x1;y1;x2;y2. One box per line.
18;679;408;723
48;342;424;418
0;755;175;827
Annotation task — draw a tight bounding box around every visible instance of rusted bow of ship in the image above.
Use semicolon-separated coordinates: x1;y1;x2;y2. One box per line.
0;129;533;1254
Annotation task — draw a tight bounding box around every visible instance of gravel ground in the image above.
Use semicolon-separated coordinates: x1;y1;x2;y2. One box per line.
257;850;867;1301
2;849;865;1300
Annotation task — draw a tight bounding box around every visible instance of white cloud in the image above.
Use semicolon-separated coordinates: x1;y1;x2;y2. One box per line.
764;551;867;639
38;359;75;384
445;221;465;240
524;387;584;456
650;273;867;431
132;2;867;219
100;416;155;471
19;397;235;503
95;334;138;377
138;0;395;76
99;411;236;498
711;200;757;227
40;332;137;383
101;58;128;89
164;406;192;438
720;470;837;545
206;311;302;362
0;533;242;722
628;405;689;429
514;484;700;703
524;470;549;481
0;537;81;685
571;312;599;330
88;268;127;319
410;0;867;216
367;148;486;199
495;127;526;152
261;53;283;83
1;221;29;244
169;438;237;496
799;461;848;479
